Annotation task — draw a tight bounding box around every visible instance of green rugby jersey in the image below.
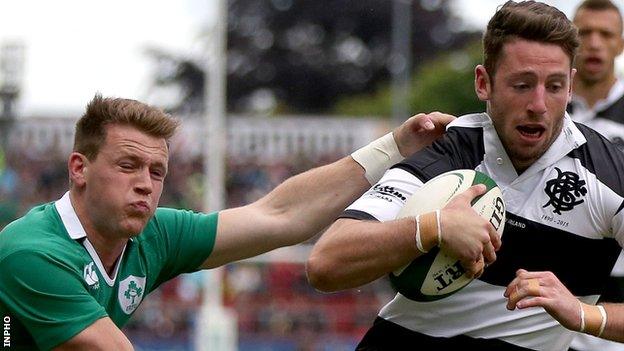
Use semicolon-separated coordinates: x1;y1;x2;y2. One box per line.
0;192;218;350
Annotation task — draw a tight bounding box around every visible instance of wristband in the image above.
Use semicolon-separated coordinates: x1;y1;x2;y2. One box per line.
351;132;403;185
414;216;427;253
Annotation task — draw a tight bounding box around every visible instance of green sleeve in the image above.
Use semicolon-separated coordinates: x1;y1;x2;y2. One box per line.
0;250;108;350
148;208;218;287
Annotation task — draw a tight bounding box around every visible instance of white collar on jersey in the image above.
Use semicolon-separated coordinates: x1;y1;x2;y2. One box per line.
54;191;127;286
448;112;586;186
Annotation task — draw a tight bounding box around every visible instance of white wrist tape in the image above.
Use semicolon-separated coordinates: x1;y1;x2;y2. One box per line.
414;216;427;254
579;302;607;336
351;132;403;185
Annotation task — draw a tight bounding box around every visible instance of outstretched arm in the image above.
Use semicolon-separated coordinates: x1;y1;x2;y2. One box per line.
505;269;624;343
201;112;455;268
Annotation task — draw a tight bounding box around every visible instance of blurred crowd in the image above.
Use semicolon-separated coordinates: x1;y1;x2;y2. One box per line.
0;144;394;350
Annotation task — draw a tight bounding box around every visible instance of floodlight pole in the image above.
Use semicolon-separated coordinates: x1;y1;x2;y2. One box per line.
195;0;237;350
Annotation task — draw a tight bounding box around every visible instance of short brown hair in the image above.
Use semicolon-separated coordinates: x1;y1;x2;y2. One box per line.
73;94;180;160
483;1;580;78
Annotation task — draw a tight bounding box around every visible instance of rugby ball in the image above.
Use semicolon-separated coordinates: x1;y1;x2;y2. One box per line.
389;169;505;302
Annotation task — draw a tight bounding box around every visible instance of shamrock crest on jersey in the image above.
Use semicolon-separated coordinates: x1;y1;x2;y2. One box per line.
118;275;146;314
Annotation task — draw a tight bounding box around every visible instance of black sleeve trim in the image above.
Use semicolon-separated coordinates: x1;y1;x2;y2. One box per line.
570;123;624;197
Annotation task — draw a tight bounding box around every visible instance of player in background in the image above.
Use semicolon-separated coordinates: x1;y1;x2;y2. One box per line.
0;94;492;350
308;1;624;350
568;1;624;350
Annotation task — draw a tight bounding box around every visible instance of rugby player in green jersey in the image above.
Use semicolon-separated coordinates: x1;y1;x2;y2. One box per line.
0;95;495;350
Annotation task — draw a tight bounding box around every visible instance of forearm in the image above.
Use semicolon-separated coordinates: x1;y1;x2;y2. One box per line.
205;157;372;268
590;303;624;342
249;130;408;245
255;156;371;244
307;217;422;292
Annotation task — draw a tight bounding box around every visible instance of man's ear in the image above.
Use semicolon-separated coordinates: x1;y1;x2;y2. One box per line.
475;65;491;101
68;152;88;188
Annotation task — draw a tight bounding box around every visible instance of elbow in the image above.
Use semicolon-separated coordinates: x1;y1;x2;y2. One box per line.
306;254;343;293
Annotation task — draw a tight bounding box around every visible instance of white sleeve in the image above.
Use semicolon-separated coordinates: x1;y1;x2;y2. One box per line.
345;168;424;222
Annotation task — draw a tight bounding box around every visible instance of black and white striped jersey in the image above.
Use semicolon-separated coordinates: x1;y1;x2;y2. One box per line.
342;113;624;351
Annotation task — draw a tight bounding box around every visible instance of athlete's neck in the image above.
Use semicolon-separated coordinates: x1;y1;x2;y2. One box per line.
573;74;617;109
69;191;128;276
86;234;127;276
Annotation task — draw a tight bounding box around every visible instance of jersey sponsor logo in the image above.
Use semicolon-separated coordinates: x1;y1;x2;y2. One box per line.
83;262;99;289
118;275;146;315
543;167;587;215
371;184;407;203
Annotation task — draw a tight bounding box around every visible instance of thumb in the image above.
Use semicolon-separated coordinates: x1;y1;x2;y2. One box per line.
454;184;486;203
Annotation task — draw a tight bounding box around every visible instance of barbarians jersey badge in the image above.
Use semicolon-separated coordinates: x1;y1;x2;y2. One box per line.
543;167;587;215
